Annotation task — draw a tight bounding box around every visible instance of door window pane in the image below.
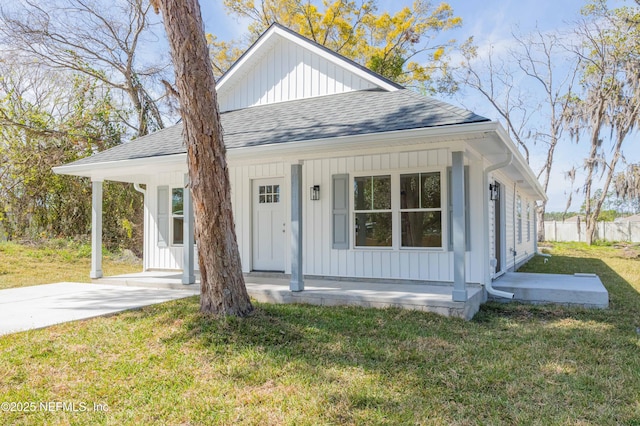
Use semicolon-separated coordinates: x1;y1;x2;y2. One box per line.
258;185;280;204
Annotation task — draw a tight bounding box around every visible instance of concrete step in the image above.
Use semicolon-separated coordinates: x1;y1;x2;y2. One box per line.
491;272;609;308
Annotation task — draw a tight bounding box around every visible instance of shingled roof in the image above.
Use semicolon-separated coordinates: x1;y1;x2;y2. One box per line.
64;88;489;167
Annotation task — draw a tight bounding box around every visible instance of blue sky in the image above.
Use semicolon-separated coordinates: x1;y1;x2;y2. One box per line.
199;0;637;212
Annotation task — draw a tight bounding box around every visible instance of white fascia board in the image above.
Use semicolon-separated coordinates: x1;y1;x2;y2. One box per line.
216;26;278;92
492;123;548;201
52;153;187;179
226;122;495;161
217;26;400;94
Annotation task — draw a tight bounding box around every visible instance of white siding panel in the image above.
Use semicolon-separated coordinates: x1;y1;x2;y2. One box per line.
144;147;499;285
218;36;378;112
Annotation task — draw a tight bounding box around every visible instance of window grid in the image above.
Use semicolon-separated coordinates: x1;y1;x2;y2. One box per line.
354;175;392;248
400;172;442;248
258;185;280;204
172;188;184;246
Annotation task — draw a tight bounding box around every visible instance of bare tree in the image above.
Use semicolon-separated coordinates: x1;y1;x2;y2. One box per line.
565;1;640;244
459;29;580;241
0;0;173;137
150;0;253;316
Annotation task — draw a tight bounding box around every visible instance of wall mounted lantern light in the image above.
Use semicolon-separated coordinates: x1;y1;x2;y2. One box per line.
310;185;320;201
489;183;500;201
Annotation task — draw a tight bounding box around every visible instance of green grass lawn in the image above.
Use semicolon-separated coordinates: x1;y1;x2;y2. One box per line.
0;241;142;290
1;242;639;425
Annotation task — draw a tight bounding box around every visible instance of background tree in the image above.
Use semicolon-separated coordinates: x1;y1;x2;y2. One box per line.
0;0;175;137
0;59;143;251
211;0;465;93
459;29;580;242
565;0;640;244
613;164;640;214
151;0;253;316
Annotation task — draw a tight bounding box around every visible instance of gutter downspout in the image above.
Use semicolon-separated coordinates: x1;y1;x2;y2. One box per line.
133;183;146;195
483;153;514;299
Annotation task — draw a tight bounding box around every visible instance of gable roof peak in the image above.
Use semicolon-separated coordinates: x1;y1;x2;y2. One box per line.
216;22;403;94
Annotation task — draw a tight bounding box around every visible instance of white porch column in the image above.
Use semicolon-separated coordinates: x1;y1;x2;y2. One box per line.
290;163;304;291
90;179;103;279
182;174;195;285
451;151;468;301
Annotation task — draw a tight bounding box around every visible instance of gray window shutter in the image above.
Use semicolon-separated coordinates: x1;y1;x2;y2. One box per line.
157;186;169;247
332;174;349;249
447;166;470;251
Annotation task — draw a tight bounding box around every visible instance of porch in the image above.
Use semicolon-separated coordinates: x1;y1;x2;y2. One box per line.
95;272;485;320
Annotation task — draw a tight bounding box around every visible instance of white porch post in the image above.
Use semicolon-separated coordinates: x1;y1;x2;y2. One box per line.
90;179;103;279
290;163;304;291
182;174;195;284
451;151;468;301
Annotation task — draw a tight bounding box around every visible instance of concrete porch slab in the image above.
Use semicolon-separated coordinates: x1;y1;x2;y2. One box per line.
96;273;484;320
490;272;609;308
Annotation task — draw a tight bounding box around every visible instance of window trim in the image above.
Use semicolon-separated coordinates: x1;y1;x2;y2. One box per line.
351;168;447;251
526;201;531;242
516;194;523;245
353;174;393;248
171;187;184;247
399;171;443;249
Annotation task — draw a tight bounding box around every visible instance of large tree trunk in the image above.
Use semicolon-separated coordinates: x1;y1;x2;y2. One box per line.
151;0;253;316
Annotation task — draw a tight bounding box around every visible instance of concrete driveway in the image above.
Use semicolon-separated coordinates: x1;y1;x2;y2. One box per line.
0;282;198;336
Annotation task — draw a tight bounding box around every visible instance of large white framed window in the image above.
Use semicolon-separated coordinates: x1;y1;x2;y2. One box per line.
400;172;442;247
172;188;184;246
354;175;392;247
352;170;445;249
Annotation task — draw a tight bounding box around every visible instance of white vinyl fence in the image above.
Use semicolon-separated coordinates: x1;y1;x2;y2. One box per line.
544;220;640;242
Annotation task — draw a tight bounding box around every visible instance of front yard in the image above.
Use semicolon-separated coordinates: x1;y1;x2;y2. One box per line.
0;242;639;424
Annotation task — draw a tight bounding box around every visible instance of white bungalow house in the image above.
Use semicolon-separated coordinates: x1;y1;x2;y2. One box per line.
53;24;547;305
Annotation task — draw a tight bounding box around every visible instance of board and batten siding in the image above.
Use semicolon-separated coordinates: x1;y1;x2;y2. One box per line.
218;36;377;112
143;147;502;285
228;161;292;274
145;172;199;271
144;163;293;272
489;169;537;274
302;148;486;284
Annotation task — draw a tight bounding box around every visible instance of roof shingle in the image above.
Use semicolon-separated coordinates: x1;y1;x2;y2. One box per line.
64;89;489;167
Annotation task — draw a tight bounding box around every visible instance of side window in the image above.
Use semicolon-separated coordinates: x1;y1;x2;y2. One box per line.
172;188;184;245
517;195;522;244
527;202;531;242
400;172;442;247
354;175;392;247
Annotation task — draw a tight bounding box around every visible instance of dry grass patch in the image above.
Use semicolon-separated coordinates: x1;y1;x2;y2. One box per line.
0;241;141;289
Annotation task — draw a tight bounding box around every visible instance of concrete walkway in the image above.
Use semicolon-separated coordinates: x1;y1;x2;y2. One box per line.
0;282;198;336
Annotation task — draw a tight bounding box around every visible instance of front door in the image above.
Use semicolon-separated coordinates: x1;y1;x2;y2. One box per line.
252;178;285;271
